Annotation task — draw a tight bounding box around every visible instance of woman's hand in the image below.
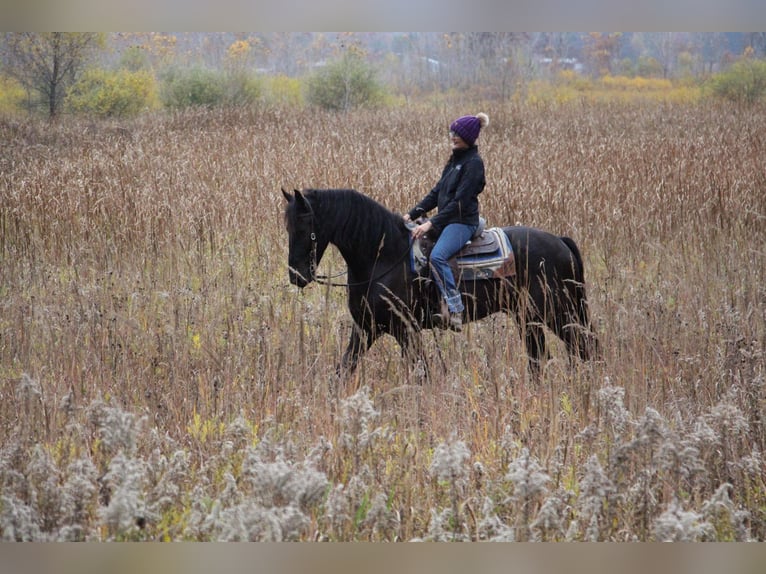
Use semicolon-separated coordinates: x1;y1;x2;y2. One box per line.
411;220;432;239
403;213;411;223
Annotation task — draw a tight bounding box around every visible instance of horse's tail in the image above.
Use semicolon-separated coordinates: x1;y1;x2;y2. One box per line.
560;236;584;283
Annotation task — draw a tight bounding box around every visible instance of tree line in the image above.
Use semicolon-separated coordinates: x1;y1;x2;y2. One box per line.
2;32;765;118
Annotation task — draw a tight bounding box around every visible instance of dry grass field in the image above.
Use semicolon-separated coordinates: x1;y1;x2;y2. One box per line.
0;100;764;541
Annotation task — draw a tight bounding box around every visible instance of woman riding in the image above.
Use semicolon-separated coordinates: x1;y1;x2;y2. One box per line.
404;112;489;332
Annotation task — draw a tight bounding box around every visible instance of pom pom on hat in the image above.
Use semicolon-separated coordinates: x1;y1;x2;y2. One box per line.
450;112;489;146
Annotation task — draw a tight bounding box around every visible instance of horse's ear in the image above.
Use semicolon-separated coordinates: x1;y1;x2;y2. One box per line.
281;188;293;203
293;189;310;213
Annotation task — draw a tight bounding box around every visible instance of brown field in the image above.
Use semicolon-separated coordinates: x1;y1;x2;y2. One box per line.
0;101;764;541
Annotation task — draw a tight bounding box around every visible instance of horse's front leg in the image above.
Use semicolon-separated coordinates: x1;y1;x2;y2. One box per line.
337;322;373;378
394;326;430;383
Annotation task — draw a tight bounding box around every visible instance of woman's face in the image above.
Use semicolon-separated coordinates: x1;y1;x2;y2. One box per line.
449;131;469;150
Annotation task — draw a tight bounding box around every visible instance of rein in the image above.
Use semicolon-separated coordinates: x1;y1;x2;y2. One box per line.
308;218;413;288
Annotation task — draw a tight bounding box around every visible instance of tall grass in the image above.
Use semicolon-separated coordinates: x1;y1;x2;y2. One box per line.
0;101;764;540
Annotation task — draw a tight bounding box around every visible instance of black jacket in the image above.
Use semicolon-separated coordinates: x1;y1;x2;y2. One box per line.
408;145;485;234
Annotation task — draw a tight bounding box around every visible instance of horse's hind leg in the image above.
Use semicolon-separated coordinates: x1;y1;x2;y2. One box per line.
514;283;549;379
573;299;600;362
560;321;590;364
521;321;547;379
559;313;600;363
572;324;600;362
557;289;600;363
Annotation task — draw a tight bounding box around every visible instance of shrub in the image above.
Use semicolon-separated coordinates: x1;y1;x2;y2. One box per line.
223;71;262;107
525;72;701;105
264;75;304;107
160;67;262;110
160;67;226;109
616;57;636;77
636;56;664;78
0;75;25;115
66;68;159;118
600;75;673;91
555;70;594;91
305;53;385;111
709;58;766;105
118;46;151;72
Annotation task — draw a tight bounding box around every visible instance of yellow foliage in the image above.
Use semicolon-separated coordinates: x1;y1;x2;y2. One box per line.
525;73;702;105
190;332;201;350
228;40;250;59
264;75;304;107
226;40;251;69
187;411;224;443
601;74;673;91
0;75;26;115
66;68;159;117
49;436;79;468
148;33;177;65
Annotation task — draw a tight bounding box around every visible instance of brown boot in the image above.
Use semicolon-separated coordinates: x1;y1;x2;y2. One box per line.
448;312;463;332
432;311;463;332
431;313;447;329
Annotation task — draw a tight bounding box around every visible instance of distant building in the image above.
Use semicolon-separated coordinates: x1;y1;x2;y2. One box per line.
537;57;584;73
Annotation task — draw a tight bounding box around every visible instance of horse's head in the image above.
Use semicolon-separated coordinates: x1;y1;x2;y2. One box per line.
282;188;326;288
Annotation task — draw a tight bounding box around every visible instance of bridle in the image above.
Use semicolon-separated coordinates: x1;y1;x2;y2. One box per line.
297;212;413;289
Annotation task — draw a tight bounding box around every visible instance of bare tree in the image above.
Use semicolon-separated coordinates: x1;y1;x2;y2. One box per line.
441;32;527;97
690;33;729;75
744;32;766;57
532;32;581;61
1;32;104;117
648;33;692;79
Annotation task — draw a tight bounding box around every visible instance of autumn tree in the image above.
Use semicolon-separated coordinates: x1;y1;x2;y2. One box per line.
0;32;104;117
583;33;622;76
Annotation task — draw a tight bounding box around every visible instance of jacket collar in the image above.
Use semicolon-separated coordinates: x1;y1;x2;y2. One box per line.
450;145;478;162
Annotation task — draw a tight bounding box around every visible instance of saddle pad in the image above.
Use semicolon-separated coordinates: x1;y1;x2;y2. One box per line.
454;227;516;280
411;227;516;280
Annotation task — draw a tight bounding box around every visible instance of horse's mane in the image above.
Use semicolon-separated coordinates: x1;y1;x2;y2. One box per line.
302;188;406;250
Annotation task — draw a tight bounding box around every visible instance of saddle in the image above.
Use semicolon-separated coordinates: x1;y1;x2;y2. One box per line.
410;218;516;281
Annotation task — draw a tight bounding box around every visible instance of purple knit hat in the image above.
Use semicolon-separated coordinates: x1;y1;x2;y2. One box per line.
449;112;489;146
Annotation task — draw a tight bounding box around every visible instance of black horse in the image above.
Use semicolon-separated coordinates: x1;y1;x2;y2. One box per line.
283;188;598;379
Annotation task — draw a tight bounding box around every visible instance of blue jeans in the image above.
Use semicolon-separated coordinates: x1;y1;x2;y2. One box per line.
429;223;477;314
